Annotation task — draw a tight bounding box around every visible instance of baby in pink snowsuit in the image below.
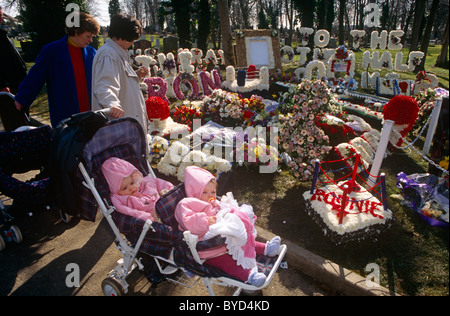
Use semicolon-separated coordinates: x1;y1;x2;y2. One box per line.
102;157;174;222
175;166;280;287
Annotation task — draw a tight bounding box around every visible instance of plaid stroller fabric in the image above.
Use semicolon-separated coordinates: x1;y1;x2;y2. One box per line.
155;183;227;252
79;118;226;278
0;125;53;207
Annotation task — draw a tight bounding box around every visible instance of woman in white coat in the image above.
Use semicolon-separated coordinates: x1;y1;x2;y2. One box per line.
92;13;149;134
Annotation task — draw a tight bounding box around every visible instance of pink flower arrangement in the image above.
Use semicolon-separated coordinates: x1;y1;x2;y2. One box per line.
173;72;200;101
201;89;244;126
278;80;333;181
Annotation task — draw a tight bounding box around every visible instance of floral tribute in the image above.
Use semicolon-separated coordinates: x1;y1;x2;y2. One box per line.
232;139;279;172
412;88;448;135
278;80;334;181
149;136;169;163
173;72;200;101
172;103;203;130
201;89;244;126
146;96;170;121
240;95;266;125
269;69;300;85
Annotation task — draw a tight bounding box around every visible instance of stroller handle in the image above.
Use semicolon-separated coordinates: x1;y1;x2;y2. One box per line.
96;108;111;115
95;108;112;120
0;91;31;126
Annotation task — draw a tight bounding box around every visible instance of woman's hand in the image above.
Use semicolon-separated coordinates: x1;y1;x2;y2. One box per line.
136;66;150;79
109;105;124;119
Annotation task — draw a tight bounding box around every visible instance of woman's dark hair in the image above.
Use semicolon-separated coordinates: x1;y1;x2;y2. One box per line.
108;13;143;42
65;12;100;36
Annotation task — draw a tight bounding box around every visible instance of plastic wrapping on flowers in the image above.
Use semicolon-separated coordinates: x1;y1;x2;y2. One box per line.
396;172;449;227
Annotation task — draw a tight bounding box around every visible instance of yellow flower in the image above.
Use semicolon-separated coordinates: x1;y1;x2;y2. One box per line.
439;156;449;170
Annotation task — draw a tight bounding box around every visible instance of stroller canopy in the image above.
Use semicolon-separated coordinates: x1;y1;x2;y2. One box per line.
83;118;148;173
77;118;149;221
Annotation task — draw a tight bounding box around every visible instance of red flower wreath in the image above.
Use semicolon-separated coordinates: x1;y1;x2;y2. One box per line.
383;95;419;136
146;96;170;121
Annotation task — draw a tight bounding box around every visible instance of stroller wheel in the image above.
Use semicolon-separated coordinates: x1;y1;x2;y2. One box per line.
101;278;124;296
10;225;23;243
0;234;5;251
59;209;73;224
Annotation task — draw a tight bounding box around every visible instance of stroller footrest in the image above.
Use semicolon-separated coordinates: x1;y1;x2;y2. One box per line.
166;270;201;288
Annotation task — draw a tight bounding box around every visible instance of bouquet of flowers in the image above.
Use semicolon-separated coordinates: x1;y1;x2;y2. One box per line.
277;79;335;115
240;95;266;126
412;88;449;135
232;140;279;172
149;136;169;163
278;80;334;181
146;96;170;121
172;103;203;130
201;89;244;126
269;69;300;85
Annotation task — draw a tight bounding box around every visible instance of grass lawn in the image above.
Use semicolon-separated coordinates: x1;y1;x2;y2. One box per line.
26;43;449;296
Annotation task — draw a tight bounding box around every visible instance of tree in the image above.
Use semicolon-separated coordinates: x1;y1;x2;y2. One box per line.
237;0;251;29
19;0;89;52
284;0;296;45
292;0;315;28
409;0;427;53
197;0;211;51
109;0;121;20
338;0;345;45
435;12;449;68
257;6;269;29
265;1;280;30
217;0;235;65
417;0;440;71
161;0;194;48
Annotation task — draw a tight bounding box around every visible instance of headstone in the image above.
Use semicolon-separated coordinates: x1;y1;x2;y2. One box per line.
163;36;179;54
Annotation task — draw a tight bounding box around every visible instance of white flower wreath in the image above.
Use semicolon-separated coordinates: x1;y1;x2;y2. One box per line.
349;137;375;165
360;71;380;89
178;50;195;73
205;49;218;65
394;52;409;72
135;55;156;68
327;49;356;78
296;47;311;66
388;30;404;50
281;46;295;64
370;30;388;50
380;51;394;71
408;51;425;72
190;48;203;64
304;60;327;80
314;30;330;48
362;51;381;70
350;30;366;49
299;27;314;46
158;53;177;77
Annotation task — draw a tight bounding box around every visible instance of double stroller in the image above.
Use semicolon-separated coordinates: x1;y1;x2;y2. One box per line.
0;92;53;251
74;115;287;296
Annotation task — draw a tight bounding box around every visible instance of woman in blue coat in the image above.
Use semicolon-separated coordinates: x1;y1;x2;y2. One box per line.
14;12;100;128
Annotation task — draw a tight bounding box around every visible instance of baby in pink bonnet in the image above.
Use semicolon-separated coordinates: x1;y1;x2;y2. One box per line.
102;157;174;222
